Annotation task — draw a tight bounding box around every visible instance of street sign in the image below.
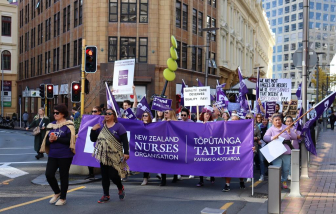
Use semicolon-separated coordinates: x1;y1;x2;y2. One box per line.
293;47;318;69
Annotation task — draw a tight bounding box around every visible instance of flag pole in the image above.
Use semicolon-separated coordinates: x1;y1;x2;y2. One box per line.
246;95;251;112
105;82;117;115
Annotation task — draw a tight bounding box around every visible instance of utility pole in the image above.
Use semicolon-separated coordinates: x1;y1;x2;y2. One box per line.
81;39;86;116
1;51;4;117
201;27;218;86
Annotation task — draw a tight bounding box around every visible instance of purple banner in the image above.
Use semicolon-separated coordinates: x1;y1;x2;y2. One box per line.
151;97;172;111
124;108;136;120
73;115;254;178
296;83;302;100
265;102;276;118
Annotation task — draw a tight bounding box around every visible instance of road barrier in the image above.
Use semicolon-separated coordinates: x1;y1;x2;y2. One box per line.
288;149;302;197
268;166;281;214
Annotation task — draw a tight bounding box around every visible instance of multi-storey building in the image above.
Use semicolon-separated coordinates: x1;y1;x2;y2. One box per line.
0;0;18;117
217;0;275;87
262;0;336;100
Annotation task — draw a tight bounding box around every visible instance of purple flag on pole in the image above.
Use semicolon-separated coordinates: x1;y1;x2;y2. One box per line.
124;108;137;120
105;82;121;117
296;83;302;100
197;78;204;87
73;115;254;178
256;68;260;114
136;96;154;119
216;83;228;106
302;92;336;155
151;97;172;112
237;67;249;111
181;80;186;107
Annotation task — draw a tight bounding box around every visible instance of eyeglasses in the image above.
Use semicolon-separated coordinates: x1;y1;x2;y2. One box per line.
246;117;252;119
53;112;60;115
91;110;98;113
164;112;169;114
106;112;114;115
142;115;148;117
181;114;187;117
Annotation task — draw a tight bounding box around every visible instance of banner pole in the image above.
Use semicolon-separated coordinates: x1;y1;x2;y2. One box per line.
252;177;254;196
80;39;85;116
105;82;117;115
197;105;199;121
246;94;251;112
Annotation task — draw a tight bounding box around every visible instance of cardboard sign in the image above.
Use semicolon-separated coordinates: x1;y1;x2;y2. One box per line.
259;79;291;102
282;100;298;118
265;102;276;118
151;97;172;111
112;59;135;95
183;86;211;106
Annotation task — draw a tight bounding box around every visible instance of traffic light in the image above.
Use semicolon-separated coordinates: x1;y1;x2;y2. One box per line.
71;82;81;102
46;84;54;99
39;84;45;98
85;46;97;73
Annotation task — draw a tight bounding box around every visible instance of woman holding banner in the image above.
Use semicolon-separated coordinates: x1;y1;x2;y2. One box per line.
263;114;297;189
222;112;230;121
141;112;153;186
90;109;130;203
152;111;164;122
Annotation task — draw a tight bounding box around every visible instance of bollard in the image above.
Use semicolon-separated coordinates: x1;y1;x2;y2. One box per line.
288;149;302;197
201;207;226;214
268;166;281;214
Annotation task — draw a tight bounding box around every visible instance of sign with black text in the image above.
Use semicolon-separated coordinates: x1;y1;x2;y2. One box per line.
183;86;211;106
259;79;291;102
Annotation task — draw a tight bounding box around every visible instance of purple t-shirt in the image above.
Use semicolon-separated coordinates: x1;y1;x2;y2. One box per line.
97;122;127;142
48;122;74;158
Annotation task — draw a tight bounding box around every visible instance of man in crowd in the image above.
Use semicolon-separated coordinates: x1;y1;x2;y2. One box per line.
212;106;224;121
121;86;138;114
71;107;80;120
22;111;29;128
180;108;194;122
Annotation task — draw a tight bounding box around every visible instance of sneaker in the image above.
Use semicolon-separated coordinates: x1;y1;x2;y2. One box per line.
246;178;252;182
118;187;125;200
49;193;60;204
141;178;148;186
159;181;166;186
259;175;264;181
172;178;178;183
156;174;162;180
287;175;291;181
222;184;230;192
196;182;204;187
240;182;245;189
189;175;194;179
282;181;288;189
98;195;110;203
177;175;183;180
55;199;66;206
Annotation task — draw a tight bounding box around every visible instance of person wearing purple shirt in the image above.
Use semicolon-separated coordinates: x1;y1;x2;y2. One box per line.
285;116;301;181
263;114;297;189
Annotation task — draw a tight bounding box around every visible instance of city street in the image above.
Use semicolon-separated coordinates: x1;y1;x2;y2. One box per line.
0;128;268;214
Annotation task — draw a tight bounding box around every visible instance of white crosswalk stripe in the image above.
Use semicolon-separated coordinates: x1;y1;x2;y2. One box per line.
0;164;29;179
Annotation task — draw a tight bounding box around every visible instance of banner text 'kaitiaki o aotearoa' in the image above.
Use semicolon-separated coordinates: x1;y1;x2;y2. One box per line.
73;115;254;178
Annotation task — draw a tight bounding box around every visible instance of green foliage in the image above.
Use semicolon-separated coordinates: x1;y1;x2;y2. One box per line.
74;116;82;134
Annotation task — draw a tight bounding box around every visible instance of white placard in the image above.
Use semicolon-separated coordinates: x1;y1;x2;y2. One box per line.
112;59;135;95
183;86;211;106
259;78;291;102
260;136;287;163
84;127;95;153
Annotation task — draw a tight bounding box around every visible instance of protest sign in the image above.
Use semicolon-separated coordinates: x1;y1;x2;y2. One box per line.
260;136;287;163
73;115;254;178
151;97;172;111
228;102;241;112
183;86;211;106
259;78;291;102
112;59;135;95
124;108;136;120
282;100;298;118
265;102;276;118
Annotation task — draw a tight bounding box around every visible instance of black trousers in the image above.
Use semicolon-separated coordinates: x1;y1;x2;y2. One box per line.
200;176;215;183
88;167;94;175
331;120;335;130
100;163;123;196
45;157;73;200
161;174;178;183
143;172;149;178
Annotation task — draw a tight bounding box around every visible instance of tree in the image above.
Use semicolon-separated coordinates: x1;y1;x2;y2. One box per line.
311;67;336;102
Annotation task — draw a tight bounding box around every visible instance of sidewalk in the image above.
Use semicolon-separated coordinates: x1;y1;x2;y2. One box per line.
281;129;336;214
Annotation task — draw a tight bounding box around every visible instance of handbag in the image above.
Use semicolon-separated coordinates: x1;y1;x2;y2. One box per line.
32;118;43;136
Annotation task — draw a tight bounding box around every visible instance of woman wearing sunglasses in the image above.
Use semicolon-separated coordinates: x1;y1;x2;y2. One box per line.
141;112;152;185
39;104;76;206
90;109;129;203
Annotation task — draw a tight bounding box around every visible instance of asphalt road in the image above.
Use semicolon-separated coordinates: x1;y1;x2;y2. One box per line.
0;128;268;214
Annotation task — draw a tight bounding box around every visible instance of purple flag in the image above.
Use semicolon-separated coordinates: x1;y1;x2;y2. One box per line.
73;115;254;178
180;80;186;107
136;96;154;119
302;92;336;155
151;97;172;112
296;83;302;100
237;67;249;111
294;107;303;132
197;78;204;87
256;68;260;114
105;82;121;117
216;84;228;106
124;108;136;120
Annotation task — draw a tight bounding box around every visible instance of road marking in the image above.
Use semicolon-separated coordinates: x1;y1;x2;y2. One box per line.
0;161;47;165
0;179;13;185
0;186;86;213
0;148;34;150
0;153;37;155
220;202;234;210
250;180;262;188
0;165;29;178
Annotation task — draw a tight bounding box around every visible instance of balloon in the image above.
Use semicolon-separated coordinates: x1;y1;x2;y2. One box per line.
170;47;178;60
163;68;176;81
167;58;178;71
171;36;178;49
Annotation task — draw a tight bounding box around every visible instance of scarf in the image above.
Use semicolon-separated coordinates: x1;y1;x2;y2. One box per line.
40;120;76;154
92;125;129;178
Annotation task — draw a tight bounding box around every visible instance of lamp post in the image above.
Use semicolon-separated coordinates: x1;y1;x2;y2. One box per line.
1;50;4;117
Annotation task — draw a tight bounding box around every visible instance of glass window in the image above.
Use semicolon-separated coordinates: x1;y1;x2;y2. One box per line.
1;16;11;36
277;64;282;72
299;2;303;9
266;2;270;9
278;8;283;15
211;18;216;41
310;2;314;9
291;43;296;50
272;28;276;33
331;15;336;22
323;14;328;21
292;4;296;11
277;45;282;53
291;14;296;21
298;42;302;48
197;48;202;72
139;38;148;63
285;0;290;4
277;35;283;43
316;3;321;10
192;9;197;34
284;54;289;61
285;16;289;23
277;55;282;62
266;12;270;17
298;22;303;29
316;12;321;20
120;37;136;59
121;0;137;22
271;19;276;26
284;44;289;51
182;4;188;30
324;4;329;11
278;17;283;24
316;22;321;30
182;43;187;69
272;1;276;7
309;22;314;29
139;0;148;23
2;50;11;70
331;5;335;12
323;24;328;31
74;1;78;27
278;27;283;34
285;25;289;32
285;6;289;13
192;47;196;70
198;12;203;37
67;6;70;31
272;10;276;16
309;12;314;19
299;12;303;19
273;56;276;63
291;33;296;40
73;40;77;66
278;0;283;5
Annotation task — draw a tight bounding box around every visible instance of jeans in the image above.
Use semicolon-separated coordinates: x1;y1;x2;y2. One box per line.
45;157;73;199
272;154;291;182
258;145;267;176
100;163;123;196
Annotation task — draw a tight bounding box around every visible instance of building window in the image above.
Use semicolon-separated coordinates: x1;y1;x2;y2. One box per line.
192;47;196;70
182;4;188;31
31;57;34;76
139;0;148;23
108;37;118;62
38;24;40;44
211;18;216;41
176;1;181;28
139;38;148;63
198;12;203;37
63;45;66;69
2;50;11;70
1;16;11;36
54;13;57;37
192;9;197;34
67;43;70;68
53;48;57;72
181;43;187;69
79;1;82;25
176;41;181;67
109;0;118;22
197;48;202;72
78;38;82;65
121;0;137;22
120;37;136;60
74;40;78;66
74;1;78;27
67;5;70;31
63;7;66;33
